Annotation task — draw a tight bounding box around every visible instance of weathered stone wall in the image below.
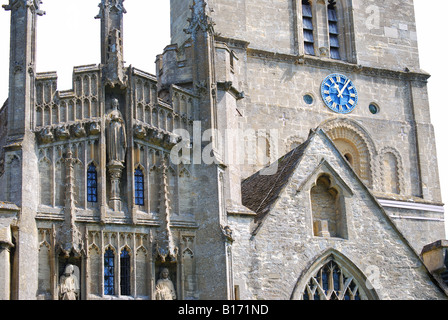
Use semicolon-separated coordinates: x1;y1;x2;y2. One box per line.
353;0;420;71
229;131;446;300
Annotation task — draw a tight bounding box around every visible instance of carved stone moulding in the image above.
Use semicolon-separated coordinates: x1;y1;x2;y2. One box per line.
36;120;101;145
133;122;182;150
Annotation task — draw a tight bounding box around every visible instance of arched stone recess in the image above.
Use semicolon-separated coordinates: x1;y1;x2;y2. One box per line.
378;147;404;196
298;159;354;240
319;118;377;189
290;249;379;300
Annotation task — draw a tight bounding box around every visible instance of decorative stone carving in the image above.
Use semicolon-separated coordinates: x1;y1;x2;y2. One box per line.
155;158;178;262
55;126;70;140
39;127;54;144
59;264;80;300
155;267;176;300
221;225;234;243
89;122;101;135
105;98;126;211
183;0;215;37
55;151;84;257
72;123;86;138
106;98;127;165
134;123;146;139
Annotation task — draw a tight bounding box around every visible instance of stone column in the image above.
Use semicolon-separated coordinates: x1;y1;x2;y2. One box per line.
0;238;13;300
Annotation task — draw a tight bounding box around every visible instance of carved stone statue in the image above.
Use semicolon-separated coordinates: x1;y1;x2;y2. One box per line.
155;268;176;300
106;98;127;165
59;264;79;300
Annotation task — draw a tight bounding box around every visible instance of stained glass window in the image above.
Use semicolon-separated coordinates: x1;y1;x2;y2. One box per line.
104;249;115;295
87;163;98;203
302;260;362;300
135;168;144;206
120;249;131;296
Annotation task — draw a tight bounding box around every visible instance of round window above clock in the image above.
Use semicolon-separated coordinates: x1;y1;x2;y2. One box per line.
321;73;358;114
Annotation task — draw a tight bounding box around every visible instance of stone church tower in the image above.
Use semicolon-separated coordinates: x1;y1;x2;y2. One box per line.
0;0;447;300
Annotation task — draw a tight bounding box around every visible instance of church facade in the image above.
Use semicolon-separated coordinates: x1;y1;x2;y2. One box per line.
0;0;447;300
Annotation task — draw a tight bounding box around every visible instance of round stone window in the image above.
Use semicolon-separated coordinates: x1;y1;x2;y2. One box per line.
369;103;379;114
304;94;314;105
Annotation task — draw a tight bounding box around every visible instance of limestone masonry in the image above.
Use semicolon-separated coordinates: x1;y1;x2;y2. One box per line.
0;0;447;300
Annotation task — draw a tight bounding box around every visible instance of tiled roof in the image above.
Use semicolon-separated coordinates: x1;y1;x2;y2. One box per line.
241;134;312;224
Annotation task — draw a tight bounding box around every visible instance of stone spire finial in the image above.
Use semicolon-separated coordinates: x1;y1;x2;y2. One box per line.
95;0;127;87
3;0;45;16
184;0;215;37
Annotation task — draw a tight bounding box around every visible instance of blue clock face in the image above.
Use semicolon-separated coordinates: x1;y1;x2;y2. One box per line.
321;73;358;114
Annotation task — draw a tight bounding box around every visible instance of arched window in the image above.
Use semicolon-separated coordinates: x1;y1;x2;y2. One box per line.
327;0;341;60
120;249;131;296
104;249;115;295
302;0;315;55
302;260;361;300
87;163;98;203
134;168;145;206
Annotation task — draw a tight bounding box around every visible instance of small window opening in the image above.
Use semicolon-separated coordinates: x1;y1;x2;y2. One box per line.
302;0;315;55
328;0;341;60
135;168;145;206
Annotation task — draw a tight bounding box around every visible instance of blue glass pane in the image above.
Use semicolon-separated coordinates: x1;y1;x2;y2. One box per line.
104;249;115;295
87;164;98;203
333;269;340;291
135;169;145;206
120;250;131;295
304;95;314;105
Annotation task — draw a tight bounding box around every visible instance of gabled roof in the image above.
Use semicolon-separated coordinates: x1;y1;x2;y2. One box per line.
241;131;312;224
240;127;448;297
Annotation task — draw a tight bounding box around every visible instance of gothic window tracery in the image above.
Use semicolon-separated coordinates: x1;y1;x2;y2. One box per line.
302;260;361;300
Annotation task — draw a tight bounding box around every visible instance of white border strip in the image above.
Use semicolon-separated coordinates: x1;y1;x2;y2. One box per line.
378;199;445;213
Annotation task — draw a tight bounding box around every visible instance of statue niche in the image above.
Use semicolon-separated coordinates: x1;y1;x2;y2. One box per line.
59;264;80;300
105;98;127;211
106;98;127;165
155;267;177;300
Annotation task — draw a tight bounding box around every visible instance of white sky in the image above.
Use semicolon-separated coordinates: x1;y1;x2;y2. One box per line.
0;1;447;232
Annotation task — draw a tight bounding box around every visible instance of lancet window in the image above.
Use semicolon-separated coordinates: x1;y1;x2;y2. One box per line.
87;163;98;203
120;249;131;296
327;0;341;59
104;249;115;295
302;0;315;55
135;168;145;206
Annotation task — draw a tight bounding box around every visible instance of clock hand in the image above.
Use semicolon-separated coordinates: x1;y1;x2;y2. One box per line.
338;80;350;98
334;84;342;96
